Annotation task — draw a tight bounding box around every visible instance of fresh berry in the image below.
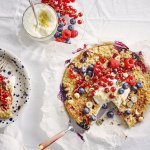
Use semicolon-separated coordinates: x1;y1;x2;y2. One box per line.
109;58;120;68
99;57;106;64
80;58;86;63
70;18;76;24
107;111;114;118
118;88;124;94
104;88;109;93
126;75;136;86
124;58;134;69
122;82;129;89
68;24;74;30
87;70;93;77
109;93;115;99
87;64;94;71
130;86;138;93
93;84;99;90
78;87;85;94
59;22;64;27
78;12;83;17
111;87;116;92
124;110;130;116
56;12;61;18
57;26;63;32
71;30;78;38
102;103;108;109
62;29;71;38
136;82;143;88
77;20;82;24
55;37;66;42
54;32;62;38
112;68;118;74
90;115;96;121
108;81;113;86
83;107;90;114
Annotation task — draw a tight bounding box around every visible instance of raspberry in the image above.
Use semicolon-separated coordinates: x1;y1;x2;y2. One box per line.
62;29;71;39
71;30;78;38
55;37;66;42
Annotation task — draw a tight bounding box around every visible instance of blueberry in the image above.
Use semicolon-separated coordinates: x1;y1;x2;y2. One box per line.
70;18;76;25
107;111;114;118
59;22;64;27
87;64;94;71
118;88;124;94
68;24;74;30
90;115;96;121
87;70;93;77
56;12;61;18
131;86;137;93
65;38;71;44
122;83;129;89
124;110;130;116
112;68;118;74
78;87;85;94
57;26;63;32
81;67;86;74
54;32;61;38
83;107;90;114
136;82;143;88
102;103;108;109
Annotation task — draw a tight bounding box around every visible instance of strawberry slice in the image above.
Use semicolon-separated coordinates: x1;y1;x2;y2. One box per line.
126;75;136;86
124;58;134;69
109;58;120;68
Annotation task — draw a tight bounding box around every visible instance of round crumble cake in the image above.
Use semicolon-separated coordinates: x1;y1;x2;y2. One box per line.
61;41;150;130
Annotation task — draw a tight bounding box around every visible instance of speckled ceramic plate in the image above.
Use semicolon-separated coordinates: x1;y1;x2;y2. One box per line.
0;48;30;128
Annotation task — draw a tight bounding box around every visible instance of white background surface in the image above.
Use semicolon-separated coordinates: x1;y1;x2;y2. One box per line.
0;0;150;149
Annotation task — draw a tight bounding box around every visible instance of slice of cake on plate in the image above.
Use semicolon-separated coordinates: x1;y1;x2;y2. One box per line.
61;42;150;129
0;74;15;119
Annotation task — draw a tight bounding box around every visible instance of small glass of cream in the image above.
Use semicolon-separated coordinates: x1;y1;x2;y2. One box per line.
22;3;58;41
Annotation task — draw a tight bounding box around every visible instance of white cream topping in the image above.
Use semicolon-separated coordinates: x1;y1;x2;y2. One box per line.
23;4;57;38
93;79;130;108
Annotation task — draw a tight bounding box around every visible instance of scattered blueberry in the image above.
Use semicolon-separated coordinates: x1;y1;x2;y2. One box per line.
112;68;118;74
118;88;124;94
70;18;76;25
131;86;138;93
136;82;143;88
90;115;97;121
81;67;86;74
87;70;93;77
83;107;90;114
65;38;71;44
54;32;61;38
124;110;130;116
57;26;63;32
122;83;129;89
78;87;85;94
87;64;94;71
68;24;74;30
107;111;114;118
59;22;64;27
102;103;108;109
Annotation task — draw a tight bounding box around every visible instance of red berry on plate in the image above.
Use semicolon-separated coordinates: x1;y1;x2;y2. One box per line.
77;20;83;24
41;0;49;3
62;29;71;39
126;75;136;86
99;57;106;64
109;93;115;99
108;81;113;86
111;87;116;92
104;88;109;93
94;84;99;90
109;58;120;68
124;58;134;69
78;12;83;17
71;30;78;38
55;37;66;42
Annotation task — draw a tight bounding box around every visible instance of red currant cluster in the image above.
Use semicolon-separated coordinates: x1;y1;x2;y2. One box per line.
41;0;83;44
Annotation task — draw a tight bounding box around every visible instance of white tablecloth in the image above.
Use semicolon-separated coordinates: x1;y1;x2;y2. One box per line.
0;0;150;149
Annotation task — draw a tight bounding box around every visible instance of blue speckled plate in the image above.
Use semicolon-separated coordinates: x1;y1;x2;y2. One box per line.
0;48;30;128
